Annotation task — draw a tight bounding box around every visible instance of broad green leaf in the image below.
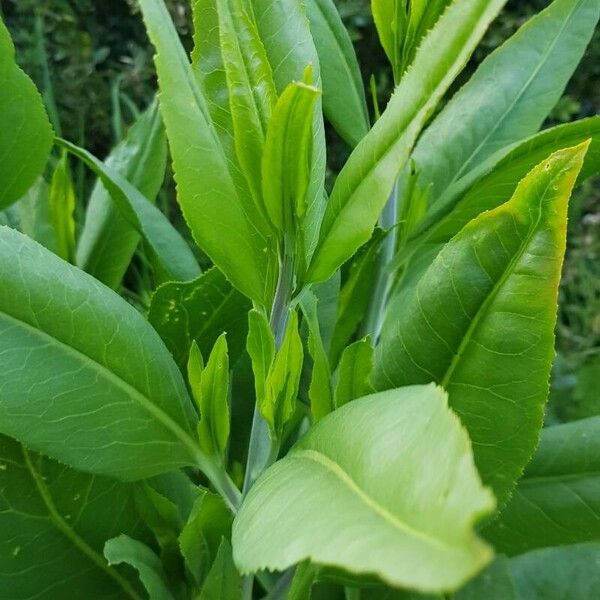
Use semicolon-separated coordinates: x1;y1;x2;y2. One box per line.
262;74;320;255
509;544;600;599
372;143;588;504
483;415;600;556
306;0;369;146
104;535;174;600
252;0;327;264
454;556;516;600
334;338;373;408
307;0;507;283
17;177;59;253
76;101;168;289
179;490;232;585
0;435;145;599
233;385;494;592
148;268;250;370
0;227;202;480
190;335;231;458
138;0;276;304
0;19;53;208
413;0;600;203
199;539;241;600
48;152;76;263
57;138;200;283
216;0;277;223
300;291;333;421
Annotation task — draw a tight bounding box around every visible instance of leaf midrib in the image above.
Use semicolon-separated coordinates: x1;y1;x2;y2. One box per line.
0;309;201;467
294;448;455;551
22;447;143;600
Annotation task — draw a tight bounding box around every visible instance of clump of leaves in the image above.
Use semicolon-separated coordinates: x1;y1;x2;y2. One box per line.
0;0;599;599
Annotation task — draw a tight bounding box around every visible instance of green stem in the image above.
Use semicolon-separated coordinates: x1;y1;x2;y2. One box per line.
200;456;241;514
361;182;398;341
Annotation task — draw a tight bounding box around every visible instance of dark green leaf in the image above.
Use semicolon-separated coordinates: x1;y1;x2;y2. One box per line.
334;338;373;408
48;152;76;262
199;539;241;600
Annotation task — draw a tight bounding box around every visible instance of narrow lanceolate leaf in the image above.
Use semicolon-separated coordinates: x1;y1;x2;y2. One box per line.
373;143;589;504
199;539;241;600
57;138;200;283
0;435;146;600
390;116;600;300
0;227;201;480
262;75;320;265
334;338;373;408
247;309;276;409
252;0;327;263
48;152;76;263
306;0;369;146
76;101;167;289
17;178;59;254
138;0;276;304
216;0;277;221
0;19;53;209
307;0;508;283
104;536;174;600
413;0;600;203
148;268;250;370
233;385;495;593
190;335;231;458
509;544;600;599
483;415;600;556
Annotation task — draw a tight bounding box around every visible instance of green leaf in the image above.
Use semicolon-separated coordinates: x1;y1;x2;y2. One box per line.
76;101;167;289
262;73;320;252
57;138;200;283
413;0;600;203
199;539;242;600
372;143;588;504
216;0;277;224
300;291;333;422
0;434;145;599
104;535;174;600
179;490;232;585
307;0;507;283
190;335;231;458
247;309;276;412
0;227;202;480
233;384;495;593
0;18;53;209
509;544;600;599
48;152;76;263
252;0;327;264
483;415;600;556
334;338;373;408
138;0;276;304
148;268;250;370
305;0;369;146
17;177;59;254
263;311;304;438
454;556;516;600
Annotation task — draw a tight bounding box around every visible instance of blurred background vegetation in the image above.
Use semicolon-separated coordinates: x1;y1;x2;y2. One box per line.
1;0;598;423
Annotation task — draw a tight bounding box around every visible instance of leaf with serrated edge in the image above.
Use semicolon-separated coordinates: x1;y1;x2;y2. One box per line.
373;143;589;505
233;385;494;593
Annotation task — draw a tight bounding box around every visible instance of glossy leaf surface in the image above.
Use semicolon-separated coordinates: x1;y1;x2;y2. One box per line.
0;227;200;480
0;19;53;209
373;144;588;504
233;385;494;593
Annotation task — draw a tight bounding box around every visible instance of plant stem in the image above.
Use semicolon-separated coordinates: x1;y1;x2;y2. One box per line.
202;457;242;513
361;182;398;341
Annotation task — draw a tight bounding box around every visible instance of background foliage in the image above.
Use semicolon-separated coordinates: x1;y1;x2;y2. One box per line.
2;0;598;424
